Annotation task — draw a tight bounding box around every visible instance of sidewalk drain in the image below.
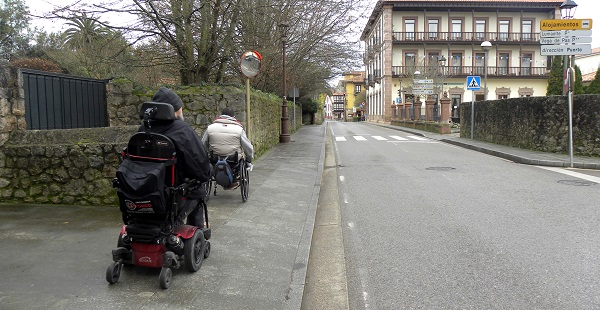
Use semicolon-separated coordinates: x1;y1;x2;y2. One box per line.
558;180;596;186
426;167;456;171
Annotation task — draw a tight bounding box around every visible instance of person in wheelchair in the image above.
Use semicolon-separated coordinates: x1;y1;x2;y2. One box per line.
201;107;253;189
139;87;212;227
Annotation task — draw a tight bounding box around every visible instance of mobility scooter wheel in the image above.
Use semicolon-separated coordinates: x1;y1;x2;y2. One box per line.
159;267;172;289
106;262;121;284
204;241;211;258
184;229;205;272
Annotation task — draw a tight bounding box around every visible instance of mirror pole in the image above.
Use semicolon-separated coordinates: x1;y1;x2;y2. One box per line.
246;77;251;140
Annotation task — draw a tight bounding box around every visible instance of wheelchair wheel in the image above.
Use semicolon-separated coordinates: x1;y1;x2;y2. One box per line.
183;229;205;272
106;261;121;284
202;181;210;201
159;267;172;289
240;160;249;202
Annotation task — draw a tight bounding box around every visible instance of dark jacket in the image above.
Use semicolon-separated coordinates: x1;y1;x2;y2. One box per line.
139;119;212;198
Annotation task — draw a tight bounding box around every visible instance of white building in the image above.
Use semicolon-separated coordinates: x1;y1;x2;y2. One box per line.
361;0;567;123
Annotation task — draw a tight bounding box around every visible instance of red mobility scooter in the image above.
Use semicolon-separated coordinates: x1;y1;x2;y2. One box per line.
106;102;211;289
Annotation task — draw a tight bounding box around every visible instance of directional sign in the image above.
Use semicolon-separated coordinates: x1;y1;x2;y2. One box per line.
466;76;481;91
541;30;592;38
541;44;592;55
413;79;433;84
413;90;434;95
540;19;593;31
413;84;434;90
541;36;592;44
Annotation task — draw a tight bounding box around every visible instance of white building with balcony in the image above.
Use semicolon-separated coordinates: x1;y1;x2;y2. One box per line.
361;0;565;123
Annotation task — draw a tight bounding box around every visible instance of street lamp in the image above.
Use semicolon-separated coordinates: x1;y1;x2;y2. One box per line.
480;41;492;100
279;22;290;143
438;55;446;100
560;0;578;19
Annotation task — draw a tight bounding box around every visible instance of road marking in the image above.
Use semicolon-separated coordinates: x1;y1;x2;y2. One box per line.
353;136;367;141
372;136;387;141
407;135;428;141
335;136;346;141
537;166;600;184
339;175;345;182
390;135;408;141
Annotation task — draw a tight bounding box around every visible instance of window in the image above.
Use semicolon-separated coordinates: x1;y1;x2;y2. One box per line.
498;94;508;99
522;20;533;41
521;53;532;75
405;52;416;71
475;53;485;75
499;20;510;41
499;53;509;75
405;19;415;40
475;19;486;40
452;19;462;40
451;53;462;75
355;84;362;93
428;19;439;39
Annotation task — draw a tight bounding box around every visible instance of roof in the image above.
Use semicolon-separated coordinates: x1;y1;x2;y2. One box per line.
361;0;563;40
582;71;597;83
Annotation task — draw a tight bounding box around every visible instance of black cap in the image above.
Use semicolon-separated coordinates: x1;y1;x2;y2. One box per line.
152;87;183;111
222;107;235;117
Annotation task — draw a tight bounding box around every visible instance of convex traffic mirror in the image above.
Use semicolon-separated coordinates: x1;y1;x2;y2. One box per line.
240;50;262;78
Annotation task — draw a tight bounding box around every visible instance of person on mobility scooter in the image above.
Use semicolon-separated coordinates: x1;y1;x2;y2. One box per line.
106;87;213;289
201;107;254;200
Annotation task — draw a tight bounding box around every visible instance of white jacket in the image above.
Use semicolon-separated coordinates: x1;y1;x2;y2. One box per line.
201;115;254;162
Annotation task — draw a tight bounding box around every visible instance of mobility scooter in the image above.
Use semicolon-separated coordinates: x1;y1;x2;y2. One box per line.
106;101;211;289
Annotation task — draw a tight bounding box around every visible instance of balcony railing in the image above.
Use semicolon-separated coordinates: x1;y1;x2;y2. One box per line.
391;66;548;77
392;31;540;43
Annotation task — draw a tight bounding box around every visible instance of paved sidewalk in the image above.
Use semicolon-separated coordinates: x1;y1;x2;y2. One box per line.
0;123;326;310
370;122;600;170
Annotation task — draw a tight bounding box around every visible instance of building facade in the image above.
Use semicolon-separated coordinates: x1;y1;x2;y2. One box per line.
341;71;367;120
361;0;563;123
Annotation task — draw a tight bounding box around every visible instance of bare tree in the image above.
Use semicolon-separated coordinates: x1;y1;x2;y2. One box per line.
35;0;371;95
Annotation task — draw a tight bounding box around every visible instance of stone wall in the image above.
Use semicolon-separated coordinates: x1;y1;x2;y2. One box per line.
460;94;600;157
0;69;303;206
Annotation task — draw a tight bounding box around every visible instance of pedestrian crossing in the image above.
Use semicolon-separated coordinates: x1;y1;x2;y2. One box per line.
334;135;433;142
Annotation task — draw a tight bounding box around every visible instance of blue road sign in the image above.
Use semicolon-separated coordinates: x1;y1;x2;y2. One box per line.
466;76;481;91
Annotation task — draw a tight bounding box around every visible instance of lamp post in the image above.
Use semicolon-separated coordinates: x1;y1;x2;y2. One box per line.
480;41;492;100
438;55;446;101
279;22;291;143
560;0;578;167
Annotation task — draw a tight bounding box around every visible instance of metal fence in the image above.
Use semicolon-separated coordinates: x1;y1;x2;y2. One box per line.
22;69;107;130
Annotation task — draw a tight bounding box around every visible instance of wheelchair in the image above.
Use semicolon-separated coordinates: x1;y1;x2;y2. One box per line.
106;101;211;289
206;152;250;202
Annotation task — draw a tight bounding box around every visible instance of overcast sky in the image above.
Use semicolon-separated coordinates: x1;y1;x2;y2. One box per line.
26;0;600;47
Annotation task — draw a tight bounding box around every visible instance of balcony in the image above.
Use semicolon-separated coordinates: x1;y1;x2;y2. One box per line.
392;31;540;44
391;66;548;78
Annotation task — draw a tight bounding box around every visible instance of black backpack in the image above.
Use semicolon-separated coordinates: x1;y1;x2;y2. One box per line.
115;158;168;215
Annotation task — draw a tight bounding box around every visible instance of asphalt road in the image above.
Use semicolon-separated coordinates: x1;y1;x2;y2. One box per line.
330;121;600;309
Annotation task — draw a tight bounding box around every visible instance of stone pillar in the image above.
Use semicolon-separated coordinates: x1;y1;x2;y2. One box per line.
440;97;452;123
412;99;422;120
404;102;412;120
425;99;435;121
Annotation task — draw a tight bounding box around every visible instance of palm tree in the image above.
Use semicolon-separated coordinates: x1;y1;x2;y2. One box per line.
63;14;111;49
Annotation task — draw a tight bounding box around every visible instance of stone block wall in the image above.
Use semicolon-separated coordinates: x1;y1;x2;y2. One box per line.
0;70;303;206
460;94;600;157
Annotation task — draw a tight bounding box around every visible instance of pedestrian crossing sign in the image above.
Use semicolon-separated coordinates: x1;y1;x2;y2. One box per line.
466;76;481;90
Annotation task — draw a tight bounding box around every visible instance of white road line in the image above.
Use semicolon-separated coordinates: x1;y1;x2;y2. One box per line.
390;135;408;141
372;136;387;141
537;166;600;184
353;136;367;141
407;135;428;141
335;136;346;141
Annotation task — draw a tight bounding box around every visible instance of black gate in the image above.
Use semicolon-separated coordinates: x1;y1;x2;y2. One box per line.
22;69;108;130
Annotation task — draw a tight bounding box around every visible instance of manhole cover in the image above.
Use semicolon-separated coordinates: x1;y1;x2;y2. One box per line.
425;167;456;171
558;180;596;186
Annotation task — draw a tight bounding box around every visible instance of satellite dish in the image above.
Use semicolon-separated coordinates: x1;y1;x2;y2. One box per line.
240;50;262;78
